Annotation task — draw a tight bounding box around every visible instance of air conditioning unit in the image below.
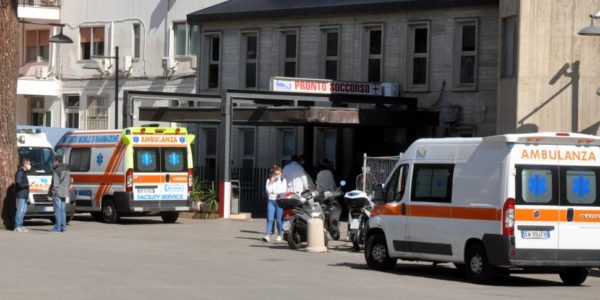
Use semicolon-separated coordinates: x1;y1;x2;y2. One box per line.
190;56;197;70
34;66;48;79
162;57;177;70
121;56;133;72
97;58;112;74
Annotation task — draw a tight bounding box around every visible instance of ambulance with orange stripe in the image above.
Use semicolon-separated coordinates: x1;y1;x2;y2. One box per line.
55;127;195;224
365;132;600;285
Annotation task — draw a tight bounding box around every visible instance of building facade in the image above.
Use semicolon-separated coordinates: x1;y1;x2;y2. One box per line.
16;0;225;129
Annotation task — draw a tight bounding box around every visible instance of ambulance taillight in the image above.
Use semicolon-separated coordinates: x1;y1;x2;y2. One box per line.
502;198;515;236
188;169;193;192
126;168;134;192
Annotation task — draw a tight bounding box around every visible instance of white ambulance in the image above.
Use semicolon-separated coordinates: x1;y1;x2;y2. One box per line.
364;132;600;285
16;128;75;221
55;127;195;223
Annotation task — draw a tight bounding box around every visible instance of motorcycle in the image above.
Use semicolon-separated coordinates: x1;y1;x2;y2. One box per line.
344;190;374;251
276;190;328;250
344;174;376;251
315;180;346;240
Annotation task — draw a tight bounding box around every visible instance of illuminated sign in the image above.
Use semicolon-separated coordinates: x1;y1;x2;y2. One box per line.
270;77;398;97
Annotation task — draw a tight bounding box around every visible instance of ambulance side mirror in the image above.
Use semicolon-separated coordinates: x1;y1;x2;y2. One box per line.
373;184;385;203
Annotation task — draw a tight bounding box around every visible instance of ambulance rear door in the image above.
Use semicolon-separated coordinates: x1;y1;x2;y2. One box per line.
556;145;600;259
513;144;560;260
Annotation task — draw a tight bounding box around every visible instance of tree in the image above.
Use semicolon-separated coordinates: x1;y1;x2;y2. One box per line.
0;0;19;228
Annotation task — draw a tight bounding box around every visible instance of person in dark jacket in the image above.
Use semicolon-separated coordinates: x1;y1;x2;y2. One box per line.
15;158;33;232
49;156;70;232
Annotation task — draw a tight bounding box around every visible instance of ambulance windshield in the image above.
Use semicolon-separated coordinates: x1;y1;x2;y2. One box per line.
18;146;54;175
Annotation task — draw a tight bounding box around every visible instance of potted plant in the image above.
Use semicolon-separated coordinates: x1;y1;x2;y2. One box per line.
190;177;204;212
200;182;219;219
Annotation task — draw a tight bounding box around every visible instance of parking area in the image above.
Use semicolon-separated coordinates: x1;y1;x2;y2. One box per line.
2;216;600;299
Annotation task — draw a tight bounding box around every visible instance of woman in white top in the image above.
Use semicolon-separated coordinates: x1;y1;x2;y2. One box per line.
264;165;287;242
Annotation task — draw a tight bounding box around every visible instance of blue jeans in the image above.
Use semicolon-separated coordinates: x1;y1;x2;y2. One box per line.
15;198;27;229
52;197;67;232
266;199;283;236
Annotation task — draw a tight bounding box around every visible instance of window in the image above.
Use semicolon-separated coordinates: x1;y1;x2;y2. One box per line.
18;147;54;175
80;27;105;60
454;19;478;88
280;128;295;166
241;128;255;169
69;148;91;172
242;33;258;88
30;96;49;126
384;164;409;203
322;29;339;80
87;96;108;130
134;148;159;172
516;166;558;205
501;16;518;77
407;23;429;90
163;148;187;172
411;164;454;202
366;27;383;82
319;128;337;168
65;95;79;128
281;31;298;77
174;23;199;56
203;34;220;89
205;127;217;168
133;24;141;59
565;170;596;205
25;30;49;62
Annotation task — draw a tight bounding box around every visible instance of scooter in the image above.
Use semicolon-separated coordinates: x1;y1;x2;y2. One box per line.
344;189;374;251
276;190;328;250
315;180;346;240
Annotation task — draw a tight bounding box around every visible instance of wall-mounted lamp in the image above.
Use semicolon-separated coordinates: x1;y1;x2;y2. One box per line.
578;14;600;36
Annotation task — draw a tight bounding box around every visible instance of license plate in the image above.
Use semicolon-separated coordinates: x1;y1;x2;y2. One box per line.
521;230;550;239
283;220;291;231
136;189;155;194
42;206;54;212
350;218;360;229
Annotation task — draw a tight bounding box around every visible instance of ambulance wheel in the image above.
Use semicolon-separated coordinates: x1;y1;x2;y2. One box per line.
365;233;396;271
465;243;495;284
101;199;120;223
559;267;588;286
161;212;179;223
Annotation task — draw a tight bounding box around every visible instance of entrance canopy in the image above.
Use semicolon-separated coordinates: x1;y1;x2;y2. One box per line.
133;89;438;127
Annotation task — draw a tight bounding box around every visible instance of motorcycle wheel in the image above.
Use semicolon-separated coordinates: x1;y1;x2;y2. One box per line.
330;227;341;241
351;233;361;252
287;220;304;250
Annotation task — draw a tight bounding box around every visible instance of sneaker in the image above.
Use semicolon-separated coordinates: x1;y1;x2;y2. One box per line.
276;236;282;242
14;227;23;232
49;228;61;233
262;235;270;242
21;227;30;233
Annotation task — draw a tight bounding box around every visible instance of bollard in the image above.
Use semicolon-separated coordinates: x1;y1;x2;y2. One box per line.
306;218;327;253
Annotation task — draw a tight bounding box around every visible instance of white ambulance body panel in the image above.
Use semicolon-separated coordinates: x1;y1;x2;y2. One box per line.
367;132;600;281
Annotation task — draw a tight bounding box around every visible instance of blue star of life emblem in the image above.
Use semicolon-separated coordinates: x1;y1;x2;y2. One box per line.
96;153;104;166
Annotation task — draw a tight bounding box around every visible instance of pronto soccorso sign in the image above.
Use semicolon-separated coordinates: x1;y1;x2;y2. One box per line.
270;77;397;96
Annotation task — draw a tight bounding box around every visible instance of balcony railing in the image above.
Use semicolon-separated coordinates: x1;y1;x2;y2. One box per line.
18;0;61;8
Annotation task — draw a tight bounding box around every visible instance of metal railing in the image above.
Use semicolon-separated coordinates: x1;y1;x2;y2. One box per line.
193;167;270;217
18;0;61;8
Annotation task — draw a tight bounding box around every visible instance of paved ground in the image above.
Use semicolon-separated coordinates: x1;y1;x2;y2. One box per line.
2;216;600;300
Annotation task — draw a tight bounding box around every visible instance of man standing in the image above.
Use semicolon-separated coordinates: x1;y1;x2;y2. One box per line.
14;158;33;232
49;156;70;232
316;159;337;194
281;155;314;194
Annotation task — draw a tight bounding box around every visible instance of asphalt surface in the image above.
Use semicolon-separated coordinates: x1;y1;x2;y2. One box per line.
2;216;600;300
